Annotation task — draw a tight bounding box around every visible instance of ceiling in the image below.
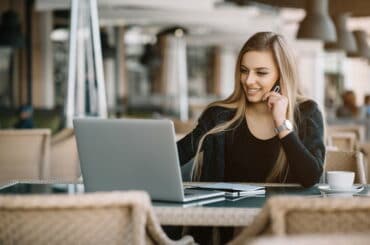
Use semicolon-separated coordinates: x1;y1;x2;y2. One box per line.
37;0;370;46
228;0;370;17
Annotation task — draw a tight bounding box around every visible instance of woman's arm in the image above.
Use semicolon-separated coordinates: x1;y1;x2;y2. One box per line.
280;101;326;187
176;119;208;165
176;106;233;165
176;107;219;165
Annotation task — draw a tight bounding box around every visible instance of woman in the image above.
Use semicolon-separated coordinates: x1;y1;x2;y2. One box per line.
177;32;325;188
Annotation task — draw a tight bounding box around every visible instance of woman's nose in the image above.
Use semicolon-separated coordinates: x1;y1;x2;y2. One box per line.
244;73;256;85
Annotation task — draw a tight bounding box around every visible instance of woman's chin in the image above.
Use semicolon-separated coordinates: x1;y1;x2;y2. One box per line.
246;96;263;103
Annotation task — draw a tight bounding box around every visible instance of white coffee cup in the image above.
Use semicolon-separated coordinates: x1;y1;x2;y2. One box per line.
326;171;355;190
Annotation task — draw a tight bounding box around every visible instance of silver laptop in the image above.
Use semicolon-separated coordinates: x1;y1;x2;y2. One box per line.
73;118;224;203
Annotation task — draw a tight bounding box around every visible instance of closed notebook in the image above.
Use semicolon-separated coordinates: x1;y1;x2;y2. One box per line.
186;183;265;197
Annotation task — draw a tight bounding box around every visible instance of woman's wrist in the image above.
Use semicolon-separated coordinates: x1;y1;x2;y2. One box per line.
274;119;293;138
273;117;286;128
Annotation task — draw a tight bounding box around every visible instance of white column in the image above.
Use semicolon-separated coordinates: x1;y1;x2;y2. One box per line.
294;40;325;110
218;46;237;99
344;58;370;105
163;35;188;121
0;48;12;106
38;11;54;108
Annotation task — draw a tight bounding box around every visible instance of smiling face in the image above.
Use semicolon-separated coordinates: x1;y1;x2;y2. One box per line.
240;50;279;103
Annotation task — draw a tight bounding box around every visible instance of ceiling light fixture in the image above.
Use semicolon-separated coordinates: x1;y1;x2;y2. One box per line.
325;13;357;54
297;0;336;42
349;30;370;59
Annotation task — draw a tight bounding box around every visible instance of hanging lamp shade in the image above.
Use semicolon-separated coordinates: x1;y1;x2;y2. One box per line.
0;10;24;48
297;0;337;42
325;13;357;54
348;30;370;59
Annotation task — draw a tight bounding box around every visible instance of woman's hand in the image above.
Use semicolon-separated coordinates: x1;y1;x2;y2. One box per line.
262;91;288;127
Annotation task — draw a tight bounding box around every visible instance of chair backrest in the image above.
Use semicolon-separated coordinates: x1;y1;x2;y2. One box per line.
359;142;370;184
327;132;357;151
327;124;366;143
0;129;51;184
230;196;370;245
324;150;367;184
172;119;195;134
248;233;370;245
50;128;81;182
172;119;195;140
0;191;194;245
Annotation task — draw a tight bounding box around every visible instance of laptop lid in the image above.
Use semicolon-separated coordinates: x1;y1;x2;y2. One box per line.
73;118;186;202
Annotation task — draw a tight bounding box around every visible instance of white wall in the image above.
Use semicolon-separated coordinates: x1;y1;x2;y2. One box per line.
344;58;370;106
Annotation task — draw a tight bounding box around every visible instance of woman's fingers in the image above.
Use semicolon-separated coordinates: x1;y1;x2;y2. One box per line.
262;91;281;101
267;93;287;110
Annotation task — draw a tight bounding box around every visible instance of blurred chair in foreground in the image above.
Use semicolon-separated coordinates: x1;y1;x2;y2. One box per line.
0;129;50;185
0;191;194;245
230;196;370;245
50;128;81;182
324;150;367;184
247;233;370;245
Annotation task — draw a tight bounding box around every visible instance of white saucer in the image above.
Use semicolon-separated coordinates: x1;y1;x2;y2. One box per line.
318;185;364;194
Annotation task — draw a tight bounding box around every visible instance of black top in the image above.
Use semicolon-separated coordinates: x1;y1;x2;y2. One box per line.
177;100;326;187
224;118;280;182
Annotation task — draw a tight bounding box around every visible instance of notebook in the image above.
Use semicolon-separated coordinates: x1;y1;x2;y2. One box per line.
186;182;266;197
73;118;225;203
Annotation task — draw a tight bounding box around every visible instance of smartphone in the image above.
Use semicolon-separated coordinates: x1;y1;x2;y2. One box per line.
271;83;280;93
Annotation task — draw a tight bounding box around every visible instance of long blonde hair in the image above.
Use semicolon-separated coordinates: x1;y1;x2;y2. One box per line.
191;32;306;182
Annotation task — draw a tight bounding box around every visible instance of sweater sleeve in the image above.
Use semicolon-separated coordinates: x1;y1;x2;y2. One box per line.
176;107;215;165
280;101;326;187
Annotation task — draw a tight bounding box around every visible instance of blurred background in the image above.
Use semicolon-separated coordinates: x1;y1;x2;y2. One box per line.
1;0;370;135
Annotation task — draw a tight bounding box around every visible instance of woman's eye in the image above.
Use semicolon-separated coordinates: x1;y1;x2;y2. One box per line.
240;69;248;74
257;72;267;76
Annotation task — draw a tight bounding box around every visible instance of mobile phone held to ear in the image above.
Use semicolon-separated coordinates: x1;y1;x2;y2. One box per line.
271;83;280;93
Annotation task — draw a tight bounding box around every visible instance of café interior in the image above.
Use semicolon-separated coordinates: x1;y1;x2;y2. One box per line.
1;0;370;244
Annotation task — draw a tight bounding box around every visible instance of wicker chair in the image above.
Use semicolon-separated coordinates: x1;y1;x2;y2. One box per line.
324;150;367;184
230;196;370;245
0;191;194;245
326;132;357;151
50;128;81;182
327;125;366;143
247;233;370;245
359;142;370;183
172;119;195;140
0;129;51;185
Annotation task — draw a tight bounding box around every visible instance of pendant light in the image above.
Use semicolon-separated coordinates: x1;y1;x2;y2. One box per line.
325;13;357;54
348;30;370;59
297;0;337;42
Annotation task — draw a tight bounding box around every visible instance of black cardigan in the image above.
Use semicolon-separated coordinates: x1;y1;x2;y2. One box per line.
177;100;326;187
